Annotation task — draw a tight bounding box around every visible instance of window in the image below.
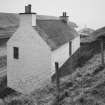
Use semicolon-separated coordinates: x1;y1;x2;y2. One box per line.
69;42;72;56
13;47;19;59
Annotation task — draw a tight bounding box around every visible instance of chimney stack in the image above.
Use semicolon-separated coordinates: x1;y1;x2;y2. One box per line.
25;4;32;14
60;12;69;23
19;4;36;26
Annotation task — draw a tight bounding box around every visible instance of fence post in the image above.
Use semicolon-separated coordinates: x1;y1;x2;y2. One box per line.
55;62;60;105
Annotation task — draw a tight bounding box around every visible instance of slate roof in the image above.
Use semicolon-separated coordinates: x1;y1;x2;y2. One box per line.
36;19;78;50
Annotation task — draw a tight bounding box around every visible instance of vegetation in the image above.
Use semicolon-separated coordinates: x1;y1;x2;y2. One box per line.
77;40;101;67
0;56;6;69
0;75;7;92
1;38;105;105
0;50;104;105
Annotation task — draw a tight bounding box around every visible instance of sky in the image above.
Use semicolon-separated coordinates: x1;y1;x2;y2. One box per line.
0;0;105;30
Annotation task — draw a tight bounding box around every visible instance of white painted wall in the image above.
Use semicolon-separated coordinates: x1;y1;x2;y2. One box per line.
51;36;80;74
19;13;36;26
7;14;51;94
51;42;69;74
71;36;80;54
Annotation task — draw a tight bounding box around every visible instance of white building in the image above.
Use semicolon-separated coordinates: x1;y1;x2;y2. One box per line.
7;5;80;94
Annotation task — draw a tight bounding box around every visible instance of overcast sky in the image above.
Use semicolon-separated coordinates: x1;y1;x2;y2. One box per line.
0;0;105;29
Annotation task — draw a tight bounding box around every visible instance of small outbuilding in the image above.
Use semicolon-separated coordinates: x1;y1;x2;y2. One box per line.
78;27;94;43
7;4;80;94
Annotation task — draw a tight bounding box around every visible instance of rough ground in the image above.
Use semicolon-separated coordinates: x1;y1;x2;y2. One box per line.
0;51;104;105
0;39;105;105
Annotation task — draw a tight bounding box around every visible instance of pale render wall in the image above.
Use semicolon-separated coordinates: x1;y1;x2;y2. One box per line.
71;36;80;54
7;24;51;94
51;42;69;74
51;36;80;74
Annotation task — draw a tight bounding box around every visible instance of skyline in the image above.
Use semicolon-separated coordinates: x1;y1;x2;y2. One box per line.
0;0;105;29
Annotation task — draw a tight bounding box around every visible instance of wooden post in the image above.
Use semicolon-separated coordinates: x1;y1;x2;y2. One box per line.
100;38;104;66
69;41;72;56
55;62;60;105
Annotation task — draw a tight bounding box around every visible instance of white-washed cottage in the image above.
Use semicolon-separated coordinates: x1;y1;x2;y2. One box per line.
7;4;80;94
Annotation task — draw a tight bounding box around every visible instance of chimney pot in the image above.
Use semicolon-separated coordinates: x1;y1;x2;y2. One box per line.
25;4;32;14
60;12;69;23
28;4;31;13
63;12;65;17
63;12;67;17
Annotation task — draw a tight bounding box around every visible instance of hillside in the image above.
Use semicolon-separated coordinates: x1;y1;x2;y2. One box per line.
0;13;19;38
0;13;105;105
0;50;104;105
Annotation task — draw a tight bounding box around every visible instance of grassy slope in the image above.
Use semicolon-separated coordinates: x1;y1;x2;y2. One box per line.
2;50;105;105
0;38;105;105
0;13;19;39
